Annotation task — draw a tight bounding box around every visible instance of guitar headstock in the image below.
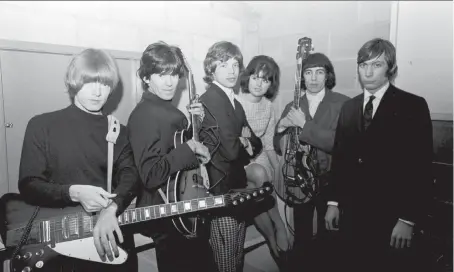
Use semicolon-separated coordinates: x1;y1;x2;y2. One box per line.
225;182;274;207
296;37;314;64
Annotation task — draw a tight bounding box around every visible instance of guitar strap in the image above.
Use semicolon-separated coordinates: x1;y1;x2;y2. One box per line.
106;115;120;194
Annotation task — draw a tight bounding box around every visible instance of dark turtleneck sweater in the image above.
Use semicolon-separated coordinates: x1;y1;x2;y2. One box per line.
18;104;139;215
127;91;198;208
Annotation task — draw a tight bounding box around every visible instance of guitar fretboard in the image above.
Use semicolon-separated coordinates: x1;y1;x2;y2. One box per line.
14;195;226;247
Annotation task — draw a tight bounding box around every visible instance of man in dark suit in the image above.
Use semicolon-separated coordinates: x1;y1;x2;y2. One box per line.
325;38;433;272
274;52;349;272
199;41;263;272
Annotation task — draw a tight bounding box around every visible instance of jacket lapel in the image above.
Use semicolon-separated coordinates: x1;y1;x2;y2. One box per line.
209;84;241;127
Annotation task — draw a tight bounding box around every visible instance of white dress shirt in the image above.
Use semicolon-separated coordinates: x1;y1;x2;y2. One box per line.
306;88;326;118
213;81;235;109
363;81;389;118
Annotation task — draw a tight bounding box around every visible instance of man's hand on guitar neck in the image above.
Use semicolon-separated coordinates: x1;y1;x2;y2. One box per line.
277;107;306;133
187;139;211;165
69;185;117;213
186;101;205;122
93;202;124;262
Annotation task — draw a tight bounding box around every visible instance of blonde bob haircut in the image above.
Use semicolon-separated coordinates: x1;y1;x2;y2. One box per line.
65;48;120;99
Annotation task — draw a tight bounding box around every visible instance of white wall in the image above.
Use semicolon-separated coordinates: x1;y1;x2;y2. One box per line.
0;1;256;116
393;1;453;120
246;1;393;116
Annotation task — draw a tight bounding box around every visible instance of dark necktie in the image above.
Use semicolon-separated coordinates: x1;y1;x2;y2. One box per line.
363;95;376;130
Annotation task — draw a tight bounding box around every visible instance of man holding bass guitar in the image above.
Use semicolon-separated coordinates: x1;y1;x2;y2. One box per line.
127;41;217;272
273;52;349;272
17;48;140;271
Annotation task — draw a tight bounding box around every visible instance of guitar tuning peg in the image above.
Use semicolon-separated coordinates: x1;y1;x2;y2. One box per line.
36;261;44;268
253;192;258;197
259;189;264;194
233;200;238;205
240;197;245;202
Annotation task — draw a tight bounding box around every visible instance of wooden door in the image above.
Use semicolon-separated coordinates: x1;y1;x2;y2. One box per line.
1;50;72;193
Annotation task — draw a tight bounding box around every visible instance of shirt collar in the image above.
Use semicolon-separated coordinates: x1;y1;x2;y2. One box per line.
306;88;326;103
213;81;234;99
364;81;389;102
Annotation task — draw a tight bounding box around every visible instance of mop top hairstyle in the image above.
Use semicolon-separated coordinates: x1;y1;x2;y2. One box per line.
65;48;120;99
239;55;280;99
357;38;398;82
137;41;186;91
301;52;336;91
203;41;244;84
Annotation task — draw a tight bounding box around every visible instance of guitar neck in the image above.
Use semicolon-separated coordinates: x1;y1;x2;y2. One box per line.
18;195;226;246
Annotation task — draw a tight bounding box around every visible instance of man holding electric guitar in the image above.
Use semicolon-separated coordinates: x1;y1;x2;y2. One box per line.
127;41;218;272
274;48;349;272
10;48;140;271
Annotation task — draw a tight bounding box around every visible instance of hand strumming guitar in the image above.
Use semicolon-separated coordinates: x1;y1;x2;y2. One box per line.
69;185;117;213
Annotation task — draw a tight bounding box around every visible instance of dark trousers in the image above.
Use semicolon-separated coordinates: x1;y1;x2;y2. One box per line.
288;197;335;272
154;233;217;272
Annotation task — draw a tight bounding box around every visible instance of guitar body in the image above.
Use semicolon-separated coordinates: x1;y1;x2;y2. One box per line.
166;129;210;238
0;194;127;271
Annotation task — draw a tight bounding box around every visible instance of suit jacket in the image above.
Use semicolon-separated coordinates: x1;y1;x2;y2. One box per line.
328;84;433;238
199;83;263;195
274;90;349;176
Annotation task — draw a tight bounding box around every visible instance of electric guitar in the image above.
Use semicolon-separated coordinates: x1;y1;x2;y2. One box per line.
166;50;211;238
279;37;318;206
1;183;273;271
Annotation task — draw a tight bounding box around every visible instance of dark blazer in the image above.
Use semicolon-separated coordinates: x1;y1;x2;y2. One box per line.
274;89;349;175
199;83;263;195
328;84;433;240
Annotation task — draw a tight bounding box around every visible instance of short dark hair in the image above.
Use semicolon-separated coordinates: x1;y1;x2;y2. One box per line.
137;41;185;91
65;48;119;99
301;52;336;90
357;38;398;81
239;55;280;99
203;41;244;84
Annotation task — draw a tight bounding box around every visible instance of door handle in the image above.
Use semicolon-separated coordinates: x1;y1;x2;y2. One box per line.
5;122;13;128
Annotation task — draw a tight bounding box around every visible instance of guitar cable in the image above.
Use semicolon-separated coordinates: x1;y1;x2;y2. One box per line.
198;101;227;191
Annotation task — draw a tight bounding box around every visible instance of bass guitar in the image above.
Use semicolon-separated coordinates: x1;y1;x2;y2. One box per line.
1;183;273;271
278;37;318;206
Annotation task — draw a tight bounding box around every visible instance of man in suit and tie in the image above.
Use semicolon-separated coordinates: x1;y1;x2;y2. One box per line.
274;52;349;272
324;38;433;272
199;41;263;272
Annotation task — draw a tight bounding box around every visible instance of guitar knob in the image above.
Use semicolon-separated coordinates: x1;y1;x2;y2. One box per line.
14;254;21;260
35;261;44;268
21;267;32;272
233;200;238;205
23;252;32;260
253;192;258;197
246;195;251;200
259;189;264;194
36;249;44;256
240;198;245;202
